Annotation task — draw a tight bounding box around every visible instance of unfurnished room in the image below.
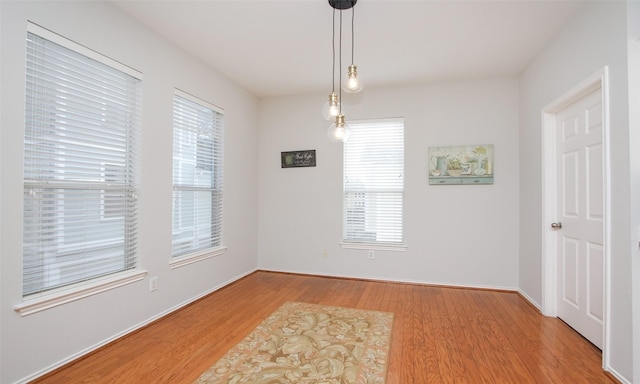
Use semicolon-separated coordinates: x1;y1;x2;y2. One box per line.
1;1;639;383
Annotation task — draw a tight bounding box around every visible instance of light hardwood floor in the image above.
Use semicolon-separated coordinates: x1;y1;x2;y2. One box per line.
34;271;617;383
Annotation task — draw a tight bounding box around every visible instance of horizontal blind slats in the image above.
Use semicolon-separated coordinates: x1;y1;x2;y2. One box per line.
23;31;140;297
343;120;404;244
172;93;224;258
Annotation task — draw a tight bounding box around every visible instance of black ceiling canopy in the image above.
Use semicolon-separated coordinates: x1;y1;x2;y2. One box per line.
329;0;357;10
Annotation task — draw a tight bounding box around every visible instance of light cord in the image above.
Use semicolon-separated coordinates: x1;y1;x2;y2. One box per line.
351;5;355;64
339;9;343;115
331;8;336;93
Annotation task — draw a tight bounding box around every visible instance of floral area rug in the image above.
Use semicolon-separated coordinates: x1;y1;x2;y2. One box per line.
194;301;394;384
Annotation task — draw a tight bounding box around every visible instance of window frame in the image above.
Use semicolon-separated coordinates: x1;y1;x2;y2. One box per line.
341;118;407;252
16;23;146;315
170;89;226;268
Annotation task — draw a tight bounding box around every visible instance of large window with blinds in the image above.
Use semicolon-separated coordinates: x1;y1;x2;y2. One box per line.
172;91;224;258
343;119;405;246
23;24;141;297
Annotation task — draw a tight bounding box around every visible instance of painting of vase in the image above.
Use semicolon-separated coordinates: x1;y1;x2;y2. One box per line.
428;144;494;185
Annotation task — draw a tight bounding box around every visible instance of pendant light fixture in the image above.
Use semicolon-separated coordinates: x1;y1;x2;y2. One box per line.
343;5;363;93
321;92;340;120
325;0;359;142
328;113;350;142
322;7;340;120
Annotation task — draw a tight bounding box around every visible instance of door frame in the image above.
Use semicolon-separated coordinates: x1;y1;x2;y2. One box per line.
541;67;610;368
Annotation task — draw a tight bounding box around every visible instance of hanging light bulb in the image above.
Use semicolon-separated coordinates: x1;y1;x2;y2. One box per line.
343;5;363;93
323;7;339;120
343;64;363;93
327;113;351;142
322;92;341;120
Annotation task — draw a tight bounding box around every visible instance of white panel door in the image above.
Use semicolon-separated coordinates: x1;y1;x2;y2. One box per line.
555;89;604;349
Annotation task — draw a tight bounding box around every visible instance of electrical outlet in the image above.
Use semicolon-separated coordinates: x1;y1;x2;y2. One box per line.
322;250;329;258
149;276;158;292
368;250;375;260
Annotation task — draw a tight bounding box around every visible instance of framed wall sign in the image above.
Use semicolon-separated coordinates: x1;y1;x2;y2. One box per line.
281;150;316;168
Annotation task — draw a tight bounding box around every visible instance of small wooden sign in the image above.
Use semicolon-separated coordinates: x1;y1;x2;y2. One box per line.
281;150;316;168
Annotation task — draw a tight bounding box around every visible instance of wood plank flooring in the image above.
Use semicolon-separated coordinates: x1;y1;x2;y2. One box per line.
33;271;617;383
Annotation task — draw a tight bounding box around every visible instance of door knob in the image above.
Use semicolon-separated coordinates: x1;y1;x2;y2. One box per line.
551;222;562;229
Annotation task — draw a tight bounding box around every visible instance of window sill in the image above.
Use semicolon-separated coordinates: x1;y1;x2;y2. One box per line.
340;242;408;252
14;270;148;316
170;246;227;269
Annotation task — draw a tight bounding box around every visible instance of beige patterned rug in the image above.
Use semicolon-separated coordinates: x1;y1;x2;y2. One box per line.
195;301;394;384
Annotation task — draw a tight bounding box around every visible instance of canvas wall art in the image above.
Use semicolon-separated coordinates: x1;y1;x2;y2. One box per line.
428;144;494;185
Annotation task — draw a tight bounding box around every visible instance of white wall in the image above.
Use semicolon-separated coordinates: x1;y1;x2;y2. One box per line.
258;78;520;290
0;2;259;383
627;2;640;381
519;2;634;381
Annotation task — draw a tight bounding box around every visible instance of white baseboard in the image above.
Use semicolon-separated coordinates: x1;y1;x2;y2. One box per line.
604;366;632;384
258;268;519;292
14;268;258;384
517;289;542;312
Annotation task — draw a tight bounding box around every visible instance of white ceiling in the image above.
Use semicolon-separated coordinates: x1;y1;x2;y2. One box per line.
111;0;585;98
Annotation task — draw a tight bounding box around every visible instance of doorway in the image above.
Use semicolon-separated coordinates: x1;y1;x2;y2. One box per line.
541;68;610;364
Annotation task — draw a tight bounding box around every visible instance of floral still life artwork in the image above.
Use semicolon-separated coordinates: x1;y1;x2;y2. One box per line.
428;144;494;185
194;301;394;384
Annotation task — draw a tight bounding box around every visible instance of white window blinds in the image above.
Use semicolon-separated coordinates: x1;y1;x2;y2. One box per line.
23;26;141;297
172;91;224;258
343;119;404;245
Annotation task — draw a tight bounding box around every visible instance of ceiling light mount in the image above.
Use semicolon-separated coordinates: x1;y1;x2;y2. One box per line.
329;0;357;10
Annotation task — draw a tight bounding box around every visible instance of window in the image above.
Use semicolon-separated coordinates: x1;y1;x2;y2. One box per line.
172;90;224;259
101;163;126;220
343;119;405;247
23;24;141;297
